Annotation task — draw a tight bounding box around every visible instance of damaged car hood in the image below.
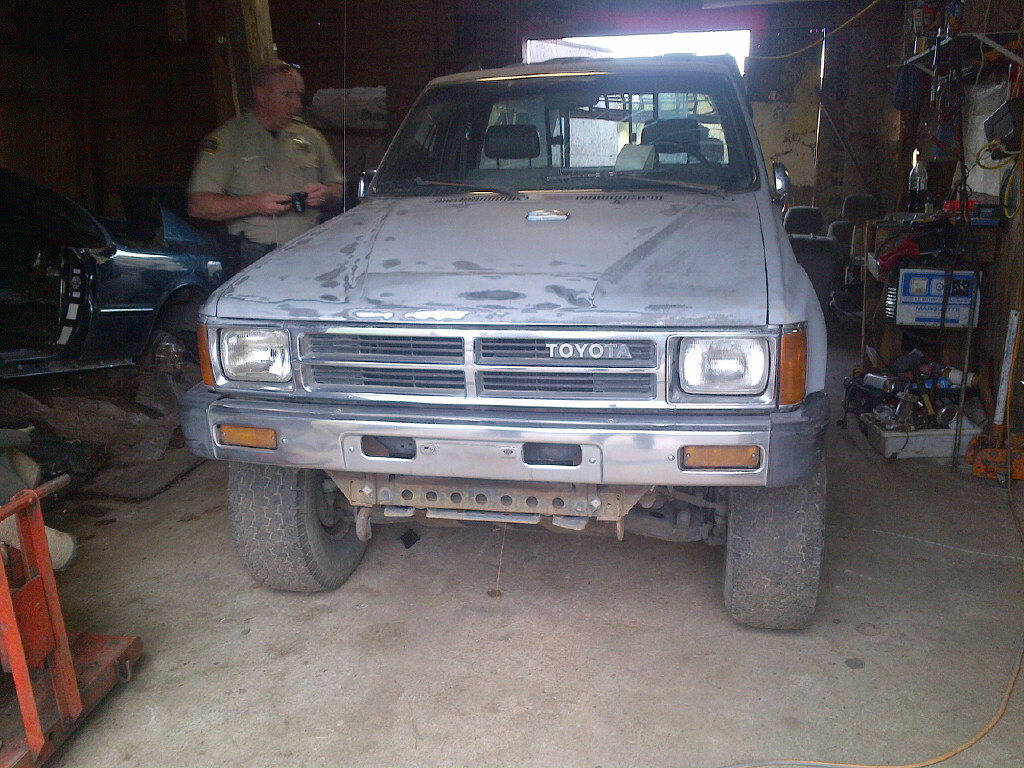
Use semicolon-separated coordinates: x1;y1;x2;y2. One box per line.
211;192;768;326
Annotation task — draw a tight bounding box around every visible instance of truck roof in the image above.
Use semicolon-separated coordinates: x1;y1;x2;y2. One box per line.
428;54;743;88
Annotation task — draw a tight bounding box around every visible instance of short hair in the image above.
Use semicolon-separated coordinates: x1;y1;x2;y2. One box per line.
253;60;300;89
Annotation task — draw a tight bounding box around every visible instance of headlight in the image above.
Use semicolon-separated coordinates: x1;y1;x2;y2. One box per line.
220;328;292;382
679;337;769;395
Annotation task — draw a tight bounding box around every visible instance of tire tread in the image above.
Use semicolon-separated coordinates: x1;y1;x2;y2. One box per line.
723;464;826;629
228;462;366;592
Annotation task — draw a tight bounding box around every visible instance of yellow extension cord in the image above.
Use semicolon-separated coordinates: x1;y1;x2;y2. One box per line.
718;9;1024;766
721;121;1024;763
746;0;886;61
716;501;1024;768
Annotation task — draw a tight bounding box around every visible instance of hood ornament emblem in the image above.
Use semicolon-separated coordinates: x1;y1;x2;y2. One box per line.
526;209;569;222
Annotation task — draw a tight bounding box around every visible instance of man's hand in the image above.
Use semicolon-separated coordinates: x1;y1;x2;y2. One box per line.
302;181;344;208
189;191;291;221
254;191;293;215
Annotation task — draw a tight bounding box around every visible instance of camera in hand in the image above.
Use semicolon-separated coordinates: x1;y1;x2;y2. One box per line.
289;191;309;212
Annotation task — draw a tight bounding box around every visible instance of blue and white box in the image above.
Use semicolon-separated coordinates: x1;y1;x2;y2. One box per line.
894;268;980;328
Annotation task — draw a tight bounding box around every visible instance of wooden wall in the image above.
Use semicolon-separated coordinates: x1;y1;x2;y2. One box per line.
268;0;521;136
0;52;84;204
812;17;903;223
0;0;216;217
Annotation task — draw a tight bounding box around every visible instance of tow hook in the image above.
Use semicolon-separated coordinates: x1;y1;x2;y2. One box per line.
355;506;373;541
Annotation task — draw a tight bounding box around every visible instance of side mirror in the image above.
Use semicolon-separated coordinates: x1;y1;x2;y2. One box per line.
356;170;376;201
772;162;790;209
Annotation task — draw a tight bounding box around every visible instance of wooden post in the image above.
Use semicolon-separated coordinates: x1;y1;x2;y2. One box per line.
197;0;275;123
227;0;276;110
0;107;9;169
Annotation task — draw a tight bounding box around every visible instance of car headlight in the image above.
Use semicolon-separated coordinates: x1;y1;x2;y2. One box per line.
220;328;292;382
679;337;769;395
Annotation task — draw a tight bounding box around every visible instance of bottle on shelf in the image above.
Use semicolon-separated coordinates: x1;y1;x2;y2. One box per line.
908;150;929;213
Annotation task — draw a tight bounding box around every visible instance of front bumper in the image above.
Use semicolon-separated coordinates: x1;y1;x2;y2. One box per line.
180;386;828;488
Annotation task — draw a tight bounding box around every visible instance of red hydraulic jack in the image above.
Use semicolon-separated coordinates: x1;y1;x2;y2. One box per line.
0;476;141;766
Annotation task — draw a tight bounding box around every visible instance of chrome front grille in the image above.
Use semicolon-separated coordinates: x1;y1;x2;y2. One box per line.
477;338;656;367
305;333;464;363
307;366;466;394
478;371;656;398
296;327;663;405
286;326;779;409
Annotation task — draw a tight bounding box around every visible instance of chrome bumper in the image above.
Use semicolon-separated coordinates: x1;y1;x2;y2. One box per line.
180;386;828;488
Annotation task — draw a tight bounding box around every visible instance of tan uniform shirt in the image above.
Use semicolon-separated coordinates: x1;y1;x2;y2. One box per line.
188;111;344;246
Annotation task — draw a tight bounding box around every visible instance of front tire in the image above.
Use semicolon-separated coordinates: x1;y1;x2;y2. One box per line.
723;463;826;630
228;463;368;591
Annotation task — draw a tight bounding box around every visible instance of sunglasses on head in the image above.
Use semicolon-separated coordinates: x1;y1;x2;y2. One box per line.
278;62;301;73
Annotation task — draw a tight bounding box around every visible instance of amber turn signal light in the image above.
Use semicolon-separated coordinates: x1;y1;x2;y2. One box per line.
779;328;807;406
198;323;215;387
217;425;278;450
681;445;760;469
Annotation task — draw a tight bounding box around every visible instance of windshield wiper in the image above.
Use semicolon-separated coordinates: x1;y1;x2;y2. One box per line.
545;170;730;198
413;177;522;198
611;173;728;197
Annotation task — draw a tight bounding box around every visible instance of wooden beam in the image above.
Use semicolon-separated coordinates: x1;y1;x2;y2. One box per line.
197;0;237;123
0;107;9;169
228;0;275;108
197;0;275;122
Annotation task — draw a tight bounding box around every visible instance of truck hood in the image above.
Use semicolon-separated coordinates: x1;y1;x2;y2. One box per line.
211;192;768;327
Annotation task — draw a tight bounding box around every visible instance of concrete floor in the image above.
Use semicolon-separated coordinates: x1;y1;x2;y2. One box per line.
48;329;1024;768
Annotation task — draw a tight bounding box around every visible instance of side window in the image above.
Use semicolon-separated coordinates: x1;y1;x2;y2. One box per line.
646;92;729;166
387;100;448;179
548;93;642;169
567;99;622;168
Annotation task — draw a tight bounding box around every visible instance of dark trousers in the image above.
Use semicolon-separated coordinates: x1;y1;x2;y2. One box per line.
226;236;276;277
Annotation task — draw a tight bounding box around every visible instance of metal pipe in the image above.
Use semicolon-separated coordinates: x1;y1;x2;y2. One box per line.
994;309;1022;428
950;280;981;471
0;474;71;520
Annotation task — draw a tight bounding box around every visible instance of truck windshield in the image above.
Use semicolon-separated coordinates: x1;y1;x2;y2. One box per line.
374;70;757;195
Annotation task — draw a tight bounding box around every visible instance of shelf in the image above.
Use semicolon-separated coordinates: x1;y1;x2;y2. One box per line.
904;31;1023;75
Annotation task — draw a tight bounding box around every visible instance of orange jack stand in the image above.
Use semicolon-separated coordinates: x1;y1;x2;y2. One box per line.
966;429;1024;482
0;476;141;766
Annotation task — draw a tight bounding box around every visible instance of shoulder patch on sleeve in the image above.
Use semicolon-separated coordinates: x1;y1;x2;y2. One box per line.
201;136;220;154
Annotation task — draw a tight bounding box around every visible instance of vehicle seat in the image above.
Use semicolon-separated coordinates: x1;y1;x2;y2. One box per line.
828;193;880;283
837;193;880;258
640;118;703;159
484;124;541;167
614;144;656;172
842;193;880;223
698;136;725;163
783;206;824;236
826;220;855;257
784;206;841;310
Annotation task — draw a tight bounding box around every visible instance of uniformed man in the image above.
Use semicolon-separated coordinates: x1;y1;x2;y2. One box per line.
187;60;344;271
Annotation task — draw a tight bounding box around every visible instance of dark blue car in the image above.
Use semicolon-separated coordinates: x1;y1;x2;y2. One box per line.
1;168;227;377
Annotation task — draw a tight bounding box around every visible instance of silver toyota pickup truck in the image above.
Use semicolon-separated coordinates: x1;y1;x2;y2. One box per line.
181;55;829;629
